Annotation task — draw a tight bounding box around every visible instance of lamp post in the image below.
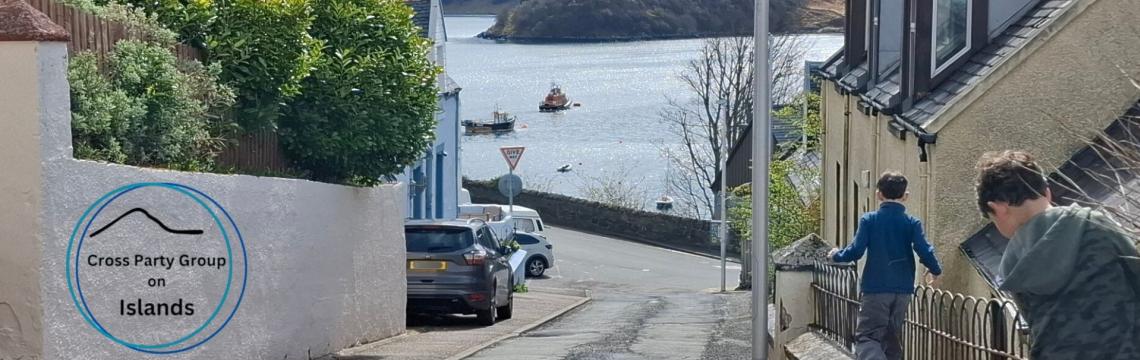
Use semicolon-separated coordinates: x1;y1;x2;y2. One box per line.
752;0;771;358
720;99;729;293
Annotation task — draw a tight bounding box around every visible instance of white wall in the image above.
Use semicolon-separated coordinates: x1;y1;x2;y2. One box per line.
1;39;408;360
39;162;408;359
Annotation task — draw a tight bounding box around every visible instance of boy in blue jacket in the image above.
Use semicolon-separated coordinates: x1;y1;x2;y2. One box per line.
828;171;942;360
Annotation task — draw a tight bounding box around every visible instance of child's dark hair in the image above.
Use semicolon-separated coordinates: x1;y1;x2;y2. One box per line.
974;150;1048;218
877;171;908;200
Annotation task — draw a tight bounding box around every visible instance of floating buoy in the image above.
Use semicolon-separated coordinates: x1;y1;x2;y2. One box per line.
520;123;528;129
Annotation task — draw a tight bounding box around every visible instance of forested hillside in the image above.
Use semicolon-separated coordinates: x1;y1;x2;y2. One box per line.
476;0;843;41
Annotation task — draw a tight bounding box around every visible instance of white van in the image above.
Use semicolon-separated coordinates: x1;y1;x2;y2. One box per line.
458;204;546;235
500;205;545;235
457;204;515;240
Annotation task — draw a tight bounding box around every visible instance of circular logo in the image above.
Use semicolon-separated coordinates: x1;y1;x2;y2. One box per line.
65;182;247;354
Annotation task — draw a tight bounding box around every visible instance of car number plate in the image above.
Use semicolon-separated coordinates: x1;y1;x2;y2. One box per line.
409;260;448;271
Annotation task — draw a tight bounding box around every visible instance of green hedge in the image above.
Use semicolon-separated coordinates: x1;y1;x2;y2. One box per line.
206;0;322;130
69;40;235;170
280;0;440;185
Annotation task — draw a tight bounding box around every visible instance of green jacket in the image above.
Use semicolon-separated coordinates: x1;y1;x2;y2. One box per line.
1001;205;1140;360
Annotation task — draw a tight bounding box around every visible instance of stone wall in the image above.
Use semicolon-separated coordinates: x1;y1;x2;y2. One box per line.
464;180;738;258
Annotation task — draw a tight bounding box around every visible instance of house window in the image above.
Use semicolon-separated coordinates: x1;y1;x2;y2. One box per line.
876;0;905;77
865;0;873;52
933;0;971;73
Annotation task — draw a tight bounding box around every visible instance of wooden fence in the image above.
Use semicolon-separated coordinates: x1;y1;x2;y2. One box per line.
216;128;292;175
25;0;202;62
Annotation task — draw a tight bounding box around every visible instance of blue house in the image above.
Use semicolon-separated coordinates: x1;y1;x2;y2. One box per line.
404;0;462;220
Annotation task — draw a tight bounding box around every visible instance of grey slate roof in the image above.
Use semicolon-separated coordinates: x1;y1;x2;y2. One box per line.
899;0;1075;128
1050;101;1140;209
959;224;1009;291
818;50;844;79
815;0;1077;129
837;63;870;92
864;71;903;111
406;0;431;38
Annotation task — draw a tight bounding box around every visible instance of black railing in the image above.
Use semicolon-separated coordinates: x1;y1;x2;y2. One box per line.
811;262;860;351
811;262;1030;360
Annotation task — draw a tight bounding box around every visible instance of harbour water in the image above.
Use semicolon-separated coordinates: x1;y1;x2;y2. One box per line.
446;16;842;211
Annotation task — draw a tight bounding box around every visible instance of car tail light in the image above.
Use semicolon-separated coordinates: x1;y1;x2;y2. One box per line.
464;250;487;265
467;293;486;302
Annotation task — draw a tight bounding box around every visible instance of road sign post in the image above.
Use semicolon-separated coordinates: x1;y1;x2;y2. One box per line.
500;146;526;215
753;0;771;358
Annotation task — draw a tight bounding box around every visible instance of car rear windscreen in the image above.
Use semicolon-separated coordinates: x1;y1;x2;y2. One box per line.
406;227;474;253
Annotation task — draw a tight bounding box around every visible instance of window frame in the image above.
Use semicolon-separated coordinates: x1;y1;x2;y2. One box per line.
843;0;871;73
930;0;974;76
514;218;536;233
476;228;498;254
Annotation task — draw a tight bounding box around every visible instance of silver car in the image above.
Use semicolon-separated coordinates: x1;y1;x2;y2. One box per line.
405;220;514;325
514;232;554;277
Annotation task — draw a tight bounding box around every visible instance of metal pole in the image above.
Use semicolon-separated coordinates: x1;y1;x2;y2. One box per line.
752;0;771;358
720;124;728;293
508;168;514;215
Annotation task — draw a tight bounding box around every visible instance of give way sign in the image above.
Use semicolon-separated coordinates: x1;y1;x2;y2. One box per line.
500;146;526;171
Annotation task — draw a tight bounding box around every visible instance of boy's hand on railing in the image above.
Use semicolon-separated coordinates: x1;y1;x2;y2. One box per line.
925;270;941;287
827;248;839;260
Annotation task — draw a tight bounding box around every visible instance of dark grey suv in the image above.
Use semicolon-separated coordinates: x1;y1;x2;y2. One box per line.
405;220;514;325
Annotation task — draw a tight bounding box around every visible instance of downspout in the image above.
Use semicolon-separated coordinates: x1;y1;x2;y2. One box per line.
842;93;852;246
873;113;881;208
820;84;829;241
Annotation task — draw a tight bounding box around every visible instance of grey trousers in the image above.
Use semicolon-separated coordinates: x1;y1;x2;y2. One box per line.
855;293;911;360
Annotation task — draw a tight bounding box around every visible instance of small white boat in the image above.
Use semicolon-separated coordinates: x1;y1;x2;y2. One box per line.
655;195;674;211
557;164;573;173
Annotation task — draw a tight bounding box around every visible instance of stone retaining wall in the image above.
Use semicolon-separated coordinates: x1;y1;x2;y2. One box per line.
465;180;741;258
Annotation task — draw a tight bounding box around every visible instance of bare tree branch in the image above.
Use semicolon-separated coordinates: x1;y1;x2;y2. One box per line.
660;35;807;217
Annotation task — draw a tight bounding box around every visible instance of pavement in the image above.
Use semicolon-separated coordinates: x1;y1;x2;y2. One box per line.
464;226;756;360
329;225;755;359
325;288;589;360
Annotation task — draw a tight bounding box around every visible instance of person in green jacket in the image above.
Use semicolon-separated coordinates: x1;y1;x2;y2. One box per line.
975;150;1140;360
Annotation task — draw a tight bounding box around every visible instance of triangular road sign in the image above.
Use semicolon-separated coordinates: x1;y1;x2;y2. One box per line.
500;146;526;171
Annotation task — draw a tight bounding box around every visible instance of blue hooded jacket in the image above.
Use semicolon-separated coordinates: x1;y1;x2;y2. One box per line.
832;202;942;294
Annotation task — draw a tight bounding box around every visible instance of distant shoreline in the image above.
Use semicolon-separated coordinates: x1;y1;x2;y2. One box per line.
475;29;843;44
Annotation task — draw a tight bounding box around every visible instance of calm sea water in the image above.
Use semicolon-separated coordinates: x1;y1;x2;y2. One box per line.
447;16;841;209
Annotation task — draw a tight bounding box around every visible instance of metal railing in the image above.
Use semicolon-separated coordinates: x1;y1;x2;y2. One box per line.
811;262;1031;359
811;262;860;350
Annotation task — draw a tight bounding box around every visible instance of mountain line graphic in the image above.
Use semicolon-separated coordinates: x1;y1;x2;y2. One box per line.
89;208;205;237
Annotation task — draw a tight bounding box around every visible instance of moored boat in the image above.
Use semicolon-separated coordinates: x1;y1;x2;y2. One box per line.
539;84;572;112
463;111;516;135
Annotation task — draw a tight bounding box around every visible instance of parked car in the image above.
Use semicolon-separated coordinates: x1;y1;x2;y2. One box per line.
514;232;554;277
405;220;514;325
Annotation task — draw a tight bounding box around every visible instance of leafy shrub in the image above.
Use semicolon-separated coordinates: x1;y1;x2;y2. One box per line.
69;40;235;170
104;0;216;47
727;160;821;251
280;0;440;185
206;0;321;129
69;53;140;164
